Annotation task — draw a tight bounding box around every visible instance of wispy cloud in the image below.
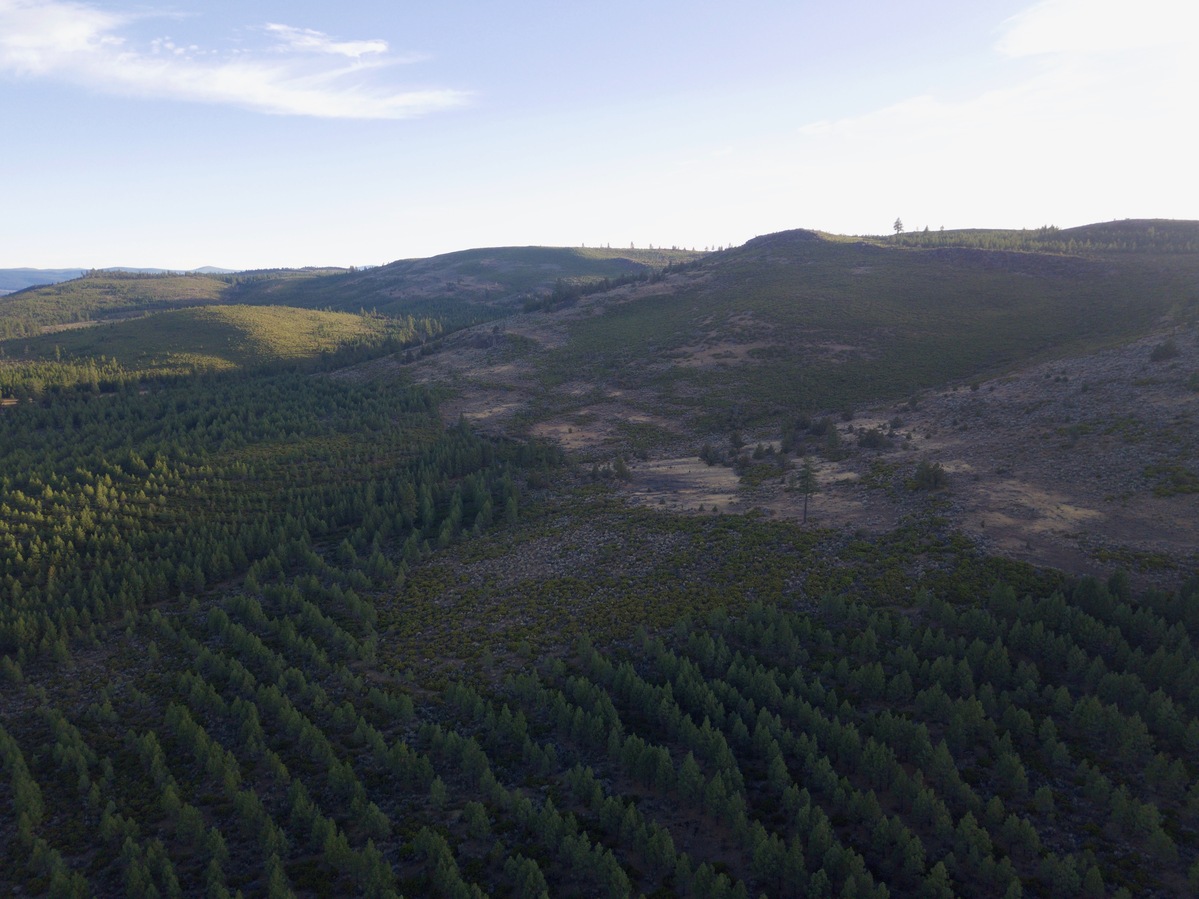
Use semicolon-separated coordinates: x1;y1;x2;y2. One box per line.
263;23;389;60
0;0;469;119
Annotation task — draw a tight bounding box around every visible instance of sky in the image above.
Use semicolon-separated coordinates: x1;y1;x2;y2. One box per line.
0;0;1196;270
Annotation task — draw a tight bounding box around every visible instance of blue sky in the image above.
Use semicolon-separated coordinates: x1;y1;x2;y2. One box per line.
1;0;1195;269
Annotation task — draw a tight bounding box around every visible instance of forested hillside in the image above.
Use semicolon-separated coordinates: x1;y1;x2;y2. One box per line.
0;246;696;341
1;221;1197;897
0;273;230;340
232;246;700;323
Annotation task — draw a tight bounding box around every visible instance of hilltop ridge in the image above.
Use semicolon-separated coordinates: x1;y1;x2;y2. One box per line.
388;219;1199;582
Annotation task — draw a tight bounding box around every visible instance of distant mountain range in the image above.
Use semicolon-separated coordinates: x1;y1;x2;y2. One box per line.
0;268;86;294
0;266;236;294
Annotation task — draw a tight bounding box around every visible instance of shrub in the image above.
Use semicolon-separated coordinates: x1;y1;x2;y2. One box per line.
1150;339;1180;362
858;428;891;450
821;427;845;461
910;460;948;491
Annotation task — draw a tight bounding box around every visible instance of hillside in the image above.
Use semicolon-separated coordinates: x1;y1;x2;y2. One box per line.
5;306;413;376
0;246;698;340
231;245;702;324
0;271;229;338
887;219;1199;254
406;223;1198;428
388;223;1199;580
1;221;1197;898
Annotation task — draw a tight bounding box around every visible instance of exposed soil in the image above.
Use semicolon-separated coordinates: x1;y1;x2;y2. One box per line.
393;297;1198;584
624;457;742;513
627;328;1199;585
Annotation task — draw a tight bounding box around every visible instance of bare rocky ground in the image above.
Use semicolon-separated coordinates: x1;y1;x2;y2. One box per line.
383;308;1198;586
638;329;1196;585
695;330;1197;585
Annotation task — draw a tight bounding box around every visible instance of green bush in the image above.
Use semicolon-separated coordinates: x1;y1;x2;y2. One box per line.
910;460;948;491
858;428;891;450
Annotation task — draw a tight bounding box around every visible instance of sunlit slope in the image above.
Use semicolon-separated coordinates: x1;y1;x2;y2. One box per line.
0;248;702;341
11;305;397;372
0;272;230;337
534;227;1199;426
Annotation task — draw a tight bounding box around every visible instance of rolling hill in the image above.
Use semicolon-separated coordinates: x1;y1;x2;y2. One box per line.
395;220;1199;583
409;221;1199;434
229;245;702;324
0;220;1197;898
9;306;408;374
0;271;230;338
0;246;700;340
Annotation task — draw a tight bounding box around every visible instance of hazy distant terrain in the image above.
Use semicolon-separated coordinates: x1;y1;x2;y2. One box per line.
0;268;86;295
0;266;243;296
1;221;1197;898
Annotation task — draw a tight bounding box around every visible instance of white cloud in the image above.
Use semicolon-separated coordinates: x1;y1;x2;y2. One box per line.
997;0;1198;57
0;0;468;119
0;0;124;75
264;23;388;60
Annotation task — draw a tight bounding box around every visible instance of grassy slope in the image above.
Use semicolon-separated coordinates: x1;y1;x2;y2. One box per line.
0;248;700;341
0;272;229;333
10;305;394;372
10;225;1191;429
533;228;1199;428
232;246;703;323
